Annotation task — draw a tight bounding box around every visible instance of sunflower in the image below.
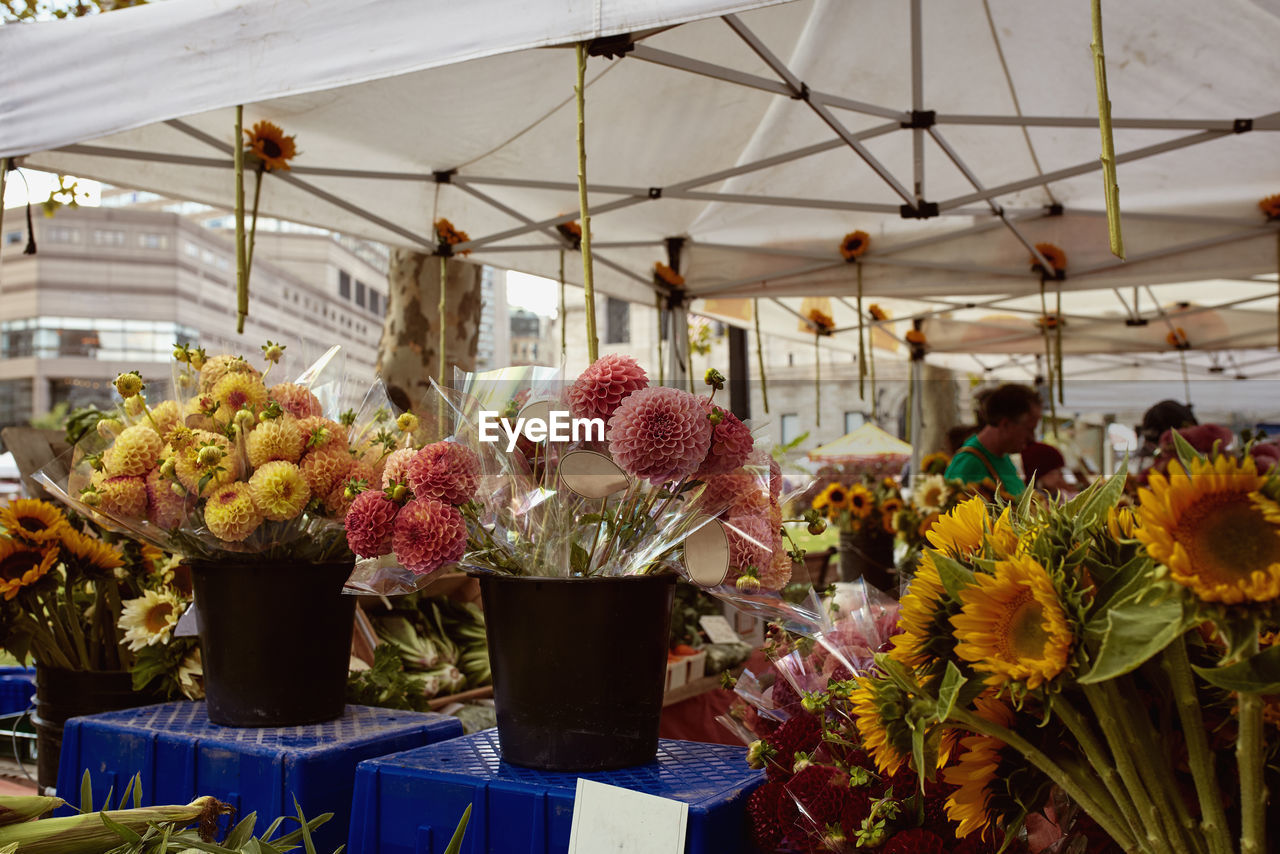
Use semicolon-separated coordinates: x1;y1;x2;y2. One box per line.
0;499;67;545
1106;506;1136;540
0;539;59;600
926;496;987;555
920;452;950;476
890;552;960;670
918;511;942;539
847;485;874;520
177;649;204;701
880;498;904;534
868;303;889;322
1136;454;1280;604
1259;194;1280;220
850;676;914;775
942;696;1021;840
1166;327;1190;349
654;262;685;288
59;527;125;579
839;230;870;261
915;474;949;512
807;309;836;334
905;329;927;346
989;506;1019;558
1030;242;1066;275
952;554;1074;691
119;589;183;651
243;120;297;172
815;483;850;513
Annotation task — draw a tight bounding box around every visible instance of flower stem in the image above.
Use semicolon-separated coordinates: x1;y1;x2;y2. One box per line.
1238;634;1266;854
246;166;264;278
234;105;248;334
813;334;821;427
560;250;567;363
856;262;866;400
1052;695;1146;846
574;42;598;363
754;299;768;413
1091;0;1125;259
1082;683;1174;854
949;706;1138;853
1161;638;1233;854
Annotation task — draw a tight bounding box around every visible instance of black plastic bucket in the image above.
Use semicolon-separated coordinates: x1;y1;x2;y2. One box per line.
189;559;356;727
33;666;146;793
476;573;676;772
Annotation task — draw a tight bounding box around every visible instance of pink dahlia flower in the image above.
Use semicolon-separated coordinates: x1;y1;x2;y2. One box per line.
769;457;783;499
725;513;773;570
607;387;712;484
567;354;648;422
406;441;480;505
1158;423;1233;455
695;401;754;477
699;471;769;517
344;490;399;558
269;383;323;419
392;498;467;575
381;447;417;489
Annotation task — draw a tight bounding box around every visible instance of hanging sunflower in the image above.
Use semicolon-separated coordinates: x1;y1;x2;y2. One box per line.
556;220;583;250
0;539;59;601
1030;243;1067;277
1166;327;1190;350
0;499;67;545
654;262;685;288
806;308;836;335
847;484;874;520
905;329;927;346
839;230;871;261
243;121;298;172
1106;506;1136;540
1136;454;1280;604
1035;314;1063;331
59;527;125;580
951;554;1075;691
1259;193;1280;220
868;304;889;322
434;218;472;257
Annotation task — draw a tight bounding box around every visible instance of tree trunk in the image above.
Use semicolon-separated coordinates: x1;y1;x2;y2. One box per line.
376;250;482;417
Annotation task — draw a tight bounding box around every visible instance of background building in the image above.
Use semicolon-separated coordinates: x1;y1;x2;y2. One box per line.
509;308;553;367
475;266;510;371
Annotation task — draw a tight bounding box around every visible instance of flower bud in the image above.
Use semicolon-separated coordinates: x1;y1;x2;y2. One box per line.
80;489;101;507
172;344;191;363
736;574;761;594
234;408;256;432
396;412;420;434
189;348;208;370
703;368;726;390
114;371;144;399
97;419;124;439
124;394;146;418
385;481;409;503
807;519;827;536
196;444;225;467
159;458;177;478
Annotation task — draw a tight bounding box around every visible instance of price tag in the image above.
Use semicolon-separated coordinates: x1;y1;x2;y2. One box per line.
699;615;742;645
568;779;688;854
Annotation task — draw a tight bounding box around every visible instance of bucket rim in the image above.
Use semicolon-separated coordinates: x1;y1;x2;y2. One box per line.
468;571;677;585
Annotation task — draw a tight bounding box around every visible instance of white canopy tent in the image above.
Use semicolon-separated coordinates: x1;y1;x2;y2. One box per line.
2;0;1279;395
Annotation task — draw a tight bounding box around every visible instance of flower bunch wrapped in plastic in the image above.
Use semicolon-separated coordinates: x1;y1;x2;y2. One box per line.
849;432;1280;853
351;358;793;594
36;343;386;566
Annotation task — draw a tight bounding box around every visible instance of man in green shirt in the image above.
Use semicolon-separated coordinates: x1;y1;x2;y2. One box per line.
944;384;1042;499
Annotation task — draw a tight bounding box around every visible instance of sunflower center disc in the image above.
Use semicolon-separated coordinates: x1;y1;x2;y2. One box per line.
1178;494;1280;584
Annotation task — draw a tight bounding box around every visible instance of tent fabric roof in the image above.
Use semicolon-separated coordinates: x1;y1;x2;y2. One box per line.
808;422;913;462
2;0;1279;375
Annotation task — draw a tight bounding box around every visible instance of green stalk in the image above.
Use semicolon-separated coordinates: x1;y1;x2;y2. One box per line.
1238;637;1266;854
754;299;768;413
813;334;821;427
1082;683;1174;854
1055;287;1065;405
101;580;129;670
234;105;248;333
245;166;264;283
40;592;81;671
950;707;1138;853
574;42;598;363
0;158;7;249
868;319;877;420
687;323;696;393
438;254;448;393
60;584;91;671
655;292;665;384
1053;696;1147;847
18;610;73;671
560;250;567;362
856;262;866;399
1091;0;1125;259
1038;278;1058;437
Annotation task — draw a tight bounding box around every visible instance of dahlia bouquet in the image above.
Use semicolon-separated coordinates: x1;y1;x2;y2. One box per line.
0;497;201;699
35;343;390;566
847;433;1279;854
346;357;798;594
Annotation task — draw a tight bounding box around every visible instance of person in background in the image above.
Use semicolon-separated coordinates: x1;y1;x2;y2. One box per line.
944;384;1042;499
1138;400;1196;457
1021;440;1075;499
945;424;980;456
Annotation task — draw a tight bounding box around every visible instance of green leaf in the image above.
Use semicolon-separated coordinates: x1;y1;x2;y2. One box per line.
1170;428;1204;468
1088;555;1154;619
1192;644;1280;694
444;804;472;854
931;552;975;599
910;725;926;791
293;796;318;854
131;773;141;809
1068;468;1128;534
80;769;93;814
225;813;259;848
100;811;143;843
1079;597;1189;684
873;654;921;695
936;662;966;721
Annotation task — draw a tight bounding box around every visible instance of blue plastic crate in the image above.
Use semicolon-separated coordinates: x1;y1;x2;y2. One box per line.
349;729;765;854
57;702;463;852
0;668;34;716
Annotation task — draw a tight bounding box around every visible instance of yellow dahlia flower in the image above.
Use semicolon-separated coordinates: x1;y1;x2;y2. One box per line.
211;372;268;424
173;430;239;497
203;482;261;542
104;423;164;476
199;354;260;394
248;461;311;522
148;399;182;438
247;416;305;468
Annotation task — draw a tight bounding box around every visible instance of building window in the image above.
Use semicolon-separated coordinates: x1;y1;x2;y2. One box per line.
138;233;170;250
92;229;126;246
605;297;630;344
781;413;802;446
3;231;22;246
368;291;381;316
843;411;865;434
47;227;82;244
183;241;201;258
0;379;34;435
355;280;366;309
339;271;351;300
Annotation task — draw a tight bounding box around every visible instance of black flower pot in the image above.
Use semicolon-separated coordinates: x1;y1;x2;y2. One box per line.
34;666;149;794
475;573;677;772
188;559;356;727
838;529;896;592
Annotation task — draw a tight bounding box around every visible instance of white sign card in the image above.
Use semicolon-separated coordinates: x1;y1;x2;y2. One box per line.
699;614;743;645
568;779;688;854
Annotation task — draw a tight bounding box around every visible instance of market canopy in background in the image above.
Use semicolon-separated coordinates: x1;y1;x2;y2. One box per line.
2;0;1279;384
807;423;912;465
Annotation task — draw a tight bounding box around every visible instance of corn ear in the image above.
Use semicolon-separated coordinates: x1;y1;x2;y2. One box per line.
0;796;63;826
0;796;227;854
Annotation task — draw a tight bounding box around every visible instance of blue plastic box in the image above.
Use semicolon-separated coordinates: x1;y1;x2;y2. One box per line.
57;702;463;852
0;667;34;716
348;729;765;854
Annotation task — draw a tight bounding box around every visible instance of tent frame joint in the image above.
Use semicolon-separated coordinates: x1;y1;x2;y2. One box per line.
433;170;455;184
790;82;811;102
1234;118;1253;134
900;201;940;219
901;109;936;129
1045;203;1064;216
648;187;663;199
587;34;634;59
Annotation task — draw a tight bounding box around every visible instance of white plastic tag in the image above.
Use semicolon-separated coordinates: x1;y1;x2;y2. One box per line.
568;779;688;854
699;615;743;645
173;602;200;637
